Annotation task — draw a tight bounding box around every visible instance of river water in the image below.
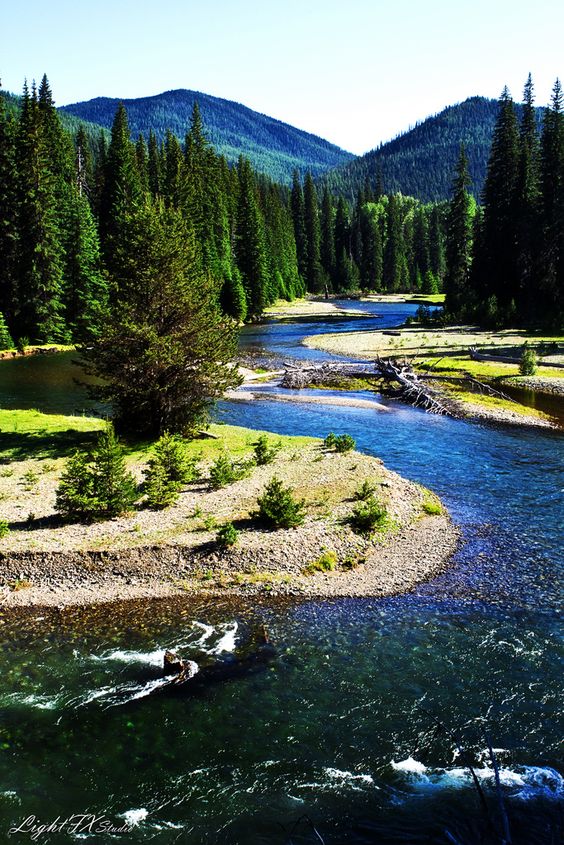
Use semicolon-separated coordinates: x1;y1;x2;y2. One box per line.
0;303;562;844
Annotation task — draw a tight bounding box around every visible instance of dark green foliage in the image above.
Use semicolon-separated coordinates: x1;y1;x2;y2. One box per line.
334;434;356;453
353;480;377;501
55;450;101;520
253;434;281;466
55;423;137;520
59;89;353;184
144;460;179;509
236;158;268;318
445;145;474;317
150;431;198;485
324;432;355;452
209;453;252;489
519;344;538;375
256;476;305;529
0;313;14;349
217;522;239;549
143;431;198;509
304;173;323;292
81;200;241;437
322;96;544;203
348;495;388;534
90;423;138;517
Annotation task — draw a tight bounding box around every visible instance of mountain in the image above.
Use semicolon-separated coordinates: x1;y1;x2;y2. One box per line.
59;89;354;184
322;96;545;203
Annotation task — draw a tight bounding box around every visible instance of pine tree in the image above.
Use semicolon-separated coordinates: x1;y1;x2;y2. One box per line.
0;312;14;349
81;200;240;436
0;85;19;331
514;74;541;321
445;145;474;317
91;422;138;517
334;197;351;290
235;158;268;318
383;194;404;291
320;187;336;286
303;173;323;292
99;103;141;274
359;205;383;291
62;191;108;341
538;79;564;328
290;171;308;283
147;130;161;196
480;87;520;314
16;81;67;342
55;450;100;521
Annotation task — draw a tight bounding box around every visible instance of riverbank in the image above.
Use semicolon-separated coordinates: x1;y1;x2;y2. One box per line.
303;325;564;429
0;414;457;607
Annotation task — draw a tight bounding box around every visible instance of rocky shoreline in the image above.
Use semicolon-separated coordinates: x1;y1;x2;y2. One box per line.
0;443;459;608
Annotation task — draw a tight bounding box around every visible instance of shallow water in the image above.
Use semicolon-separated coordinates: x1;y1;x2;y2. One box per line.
0;302;562;843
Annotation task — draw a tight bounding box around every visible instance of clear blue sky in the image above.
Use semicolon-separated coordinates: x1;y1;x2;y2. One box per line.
2;0;563;154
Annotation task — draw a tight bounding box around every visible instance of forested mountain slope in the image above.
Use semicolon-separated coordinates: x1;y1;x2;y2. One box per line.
322;97;544;202
59;89;354;184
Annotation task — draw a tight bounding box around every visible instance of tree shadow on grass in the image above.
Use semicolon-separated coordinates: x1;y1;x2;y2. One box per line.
0;428;101;462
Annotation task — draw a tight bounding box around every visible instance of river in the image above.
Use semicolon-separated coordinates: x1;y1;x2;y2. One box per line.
0;302;562;844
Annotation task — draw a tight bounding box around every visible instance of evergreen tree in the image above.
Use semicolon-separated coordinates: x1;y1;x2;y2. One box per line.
235;158;268;318
514;74;541;320
383;194;404;291
81;200;240;436
0;312;14;349
303;172;322;292
334;197;351;290
538;79;564;328
91;422;138;517
0;85;19;331
62;191;108;341
445;145;474;316
99;103;141;274
290;171;308;283
480;87;520;313
320;187;336;286
147;129;161;197
16;82;66;342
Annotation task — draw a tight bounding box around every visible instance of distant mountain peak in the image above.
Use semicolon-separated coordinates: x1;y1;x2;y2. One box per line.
59;88;354;184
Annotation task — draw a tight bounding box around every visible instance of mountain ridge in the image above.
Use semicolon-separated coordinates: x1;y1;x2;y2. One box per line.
59;88;354;184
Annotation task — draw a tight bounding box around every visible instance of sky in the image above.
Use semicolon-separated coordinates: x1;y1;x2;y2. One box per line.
2;0;564;154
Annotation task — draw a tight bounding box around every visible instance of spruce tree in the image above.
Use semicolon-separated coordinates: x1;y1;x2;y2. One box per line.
290;171;308;283
320;187;336;286
480;87;520;315
0;85;19;331
303;173;323;292
383;194;404;291
16;81;67;342
445;145;474;317
539;79;564;328
91;422;138;517
81;200;240;436
235;158;268;318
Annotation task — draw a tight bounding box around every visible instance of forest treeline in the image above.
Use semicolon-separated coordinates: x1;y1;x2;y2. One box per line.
444;76;564;330
0;75;448;348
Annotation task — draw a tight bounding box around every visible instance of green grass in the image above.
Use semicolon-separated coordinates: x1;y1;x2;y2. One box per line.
421;356;564;381
406;293;446;304
0;411;316;464
446;387;552;420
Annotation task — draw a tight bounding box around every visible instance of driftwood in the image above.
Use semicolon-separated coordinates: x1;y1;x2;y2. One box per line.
281;359;459;417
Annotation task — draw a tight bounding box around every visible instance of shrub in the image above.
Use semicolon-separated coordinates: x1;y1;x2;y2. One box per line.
16;336;29;354
0;313;13;350
305;550;337;573
253;434;281;466
55;451;101;521
143;432;198;509
144;461;180;510
0;520;9;538
22;469;39;490
55;422;137;521
335;434;356;453
217;522;239;549
324;432;356;453
323;432;337;449
256;476;305;529
520;343;538;376
209;452;253;489
151;431;198;484
353;480;377;501
422;495;442;515
348;495;388;534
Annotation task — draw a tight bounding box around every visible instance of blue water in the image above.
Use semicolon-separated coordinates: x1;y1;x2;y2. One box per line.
0;301;562;844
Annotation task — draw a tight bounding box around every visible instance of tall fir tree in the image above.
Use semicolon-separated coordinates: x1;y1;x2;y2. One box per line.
538;79;564;328
290;171;308;284
0;85;19;331
235;158;268;318
445;145;474;317
303;173;323;292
